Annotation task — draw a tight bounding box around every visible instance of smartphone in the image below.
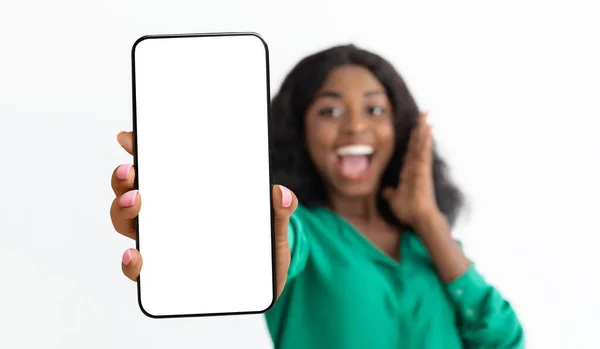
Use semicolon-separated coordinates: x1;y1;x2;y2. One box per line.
131;32;275;318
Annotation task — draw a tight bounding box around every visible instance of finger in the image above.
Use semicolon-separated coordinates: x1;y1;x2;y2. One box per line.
402;137;418;181
271;185;298;296
272;185;298;243
117;131;134;155
414;112;429;150
413;126;434;177
403;120;430;179
110;190;141;239
422;125;433;157
111;164;136;197
406;127;420;159
122;248;143;282
416;122;432;154
411;111;429;153
407;112;427;155
404;126;422;172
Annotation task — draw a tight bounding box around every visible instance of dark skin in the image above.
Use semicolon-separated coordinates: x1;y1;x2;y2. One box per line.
304;65;400;258
304;65;471;280
110;65;470;300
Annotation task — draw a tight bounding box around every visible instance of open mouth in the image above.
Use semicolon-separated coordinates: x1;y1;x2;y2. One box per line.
334;144;375;181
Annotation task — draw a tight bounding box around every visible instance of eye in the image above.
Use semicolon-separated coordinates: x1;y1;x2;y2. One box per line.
367;106;385;117
318;107;343;118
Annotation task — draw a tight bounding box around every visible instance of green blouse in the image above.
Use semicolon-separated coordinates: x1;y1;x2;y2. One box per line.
264;204;524;348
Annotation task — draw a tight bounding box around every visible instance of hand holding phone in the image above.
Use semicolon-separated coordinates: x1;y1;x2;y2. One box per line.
109;33;297;318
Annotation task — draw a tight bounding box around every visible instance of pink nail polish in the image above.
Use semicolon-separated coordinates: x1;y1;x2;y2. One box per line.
279;185;292;208
116;164;132;180
122;249;132;266
119;190;138;207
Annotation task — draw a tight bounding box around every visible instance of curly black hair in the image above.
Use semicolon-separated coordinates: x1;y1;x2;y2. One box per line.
270;44;465;228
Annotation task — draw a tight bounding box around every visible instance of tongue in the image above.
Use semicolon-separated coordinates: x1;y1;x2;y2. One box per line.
339;155;369;179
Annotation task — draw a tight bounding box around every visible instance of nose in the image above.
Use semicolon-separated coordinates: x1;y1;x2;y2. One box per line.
341;109;367;136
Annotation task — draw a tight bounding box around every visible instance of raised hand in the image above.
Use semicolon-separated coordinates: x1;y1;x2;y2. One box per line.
382;112;441;231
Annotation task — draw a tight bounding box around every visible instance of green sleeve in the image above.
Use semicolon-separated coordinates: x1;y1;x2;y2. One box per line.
446;265;525;348
286;205;311;280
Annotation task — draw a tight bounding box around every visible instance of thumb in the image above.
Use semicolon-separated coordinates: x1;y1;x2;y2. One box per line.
271;185;297;298
271;185;298;244
381;187;396;202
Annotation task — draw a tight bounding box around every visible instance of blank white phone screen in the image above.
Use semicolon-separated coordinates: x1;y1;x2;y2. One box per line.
132;33;274;318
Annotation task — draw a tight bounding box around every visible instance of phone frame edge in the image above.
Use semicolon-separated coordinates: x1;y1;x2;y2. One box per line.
130;31;277;319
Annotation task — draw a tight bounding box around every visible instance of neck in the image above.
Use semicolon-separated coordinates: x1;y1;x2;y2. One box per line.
327;191;380;222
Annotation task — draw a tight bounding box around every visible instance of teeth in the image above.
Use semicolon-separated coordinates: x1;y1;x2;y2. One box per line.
336;144;374;156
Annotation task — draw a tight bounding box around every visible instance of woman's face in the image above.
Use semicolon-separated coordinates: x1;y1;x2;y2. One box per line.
305;65;395;199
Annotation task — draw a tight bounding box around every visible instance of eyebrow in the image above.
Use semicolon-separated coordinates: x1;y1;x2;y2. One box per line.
364;90;384;97
316;89;385;99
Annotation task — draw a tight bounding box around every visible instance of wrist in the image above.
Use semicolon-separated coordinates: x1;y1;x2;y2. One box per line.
412;213;471;283
412;210;448;237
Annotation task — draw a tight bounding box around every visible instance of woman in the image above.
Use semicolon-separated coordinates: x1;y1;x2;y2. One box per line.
110;45;524;348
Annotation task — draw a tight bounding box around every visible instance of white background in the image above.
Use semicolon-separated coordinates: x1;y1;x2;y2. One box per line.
0;0;598;348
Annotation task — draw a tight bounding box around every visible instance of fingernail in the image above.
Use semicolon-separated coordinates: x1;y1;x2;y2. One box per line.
122;249;133;266
116;164;132;180
279;185;292;208
119;190;138;207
